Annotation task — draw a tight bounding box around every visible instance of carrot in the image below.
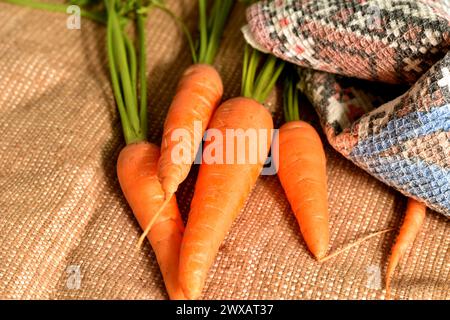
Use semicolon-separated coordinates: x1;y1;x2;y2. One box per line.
276;71;330;259
385;198;426;299
179;46;284;299
277;123;329;258
157;0;234;200
103;0;186;299
158;63;223;198
117;143;185;300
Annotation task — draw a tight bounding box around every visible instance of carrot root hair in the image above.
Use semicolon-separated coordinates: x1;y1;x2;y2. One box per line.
136;196;172;249
318;228;395;263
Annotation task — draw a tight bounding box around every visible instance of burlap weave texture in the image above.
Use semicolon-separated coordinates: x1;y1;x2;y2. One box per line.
0;1;448;299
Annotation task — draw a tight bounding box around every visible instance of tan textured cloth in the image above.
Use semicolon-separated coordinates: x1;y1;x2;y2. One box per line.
0;1;448;300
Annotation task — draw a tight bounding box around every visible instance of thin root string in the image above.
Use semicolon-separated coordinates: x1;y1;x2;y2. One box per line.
318;228;395;263
136;196;172;249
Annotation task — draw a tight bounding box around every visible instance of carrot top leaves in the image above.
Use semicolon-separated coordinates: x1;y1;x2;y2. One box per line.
197;0;234;65
283;67;300;122
241;45;285;104
3;0;107;23
4;0;154;144
136;0;234;66
5;0;232;142
148;1;197;63
104;0;151;144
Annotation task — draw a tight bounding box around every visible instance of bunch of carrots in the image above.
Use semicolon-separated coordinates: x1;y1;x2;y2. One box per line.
5;0;429;300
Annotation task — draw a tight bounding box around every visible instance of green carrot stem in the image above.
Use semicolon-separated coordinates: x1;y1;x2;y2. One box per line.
3;0;106;23
137;0;148;138
258;59;284;103
207;0;220;32
106;12;135;144
241;46;284;103
152;2;197;63
293;84;300;120
198;0;208;63
284;78;291;121
154;0;233;65
283;79;290;122
8;0;148;143
252;55;276;101
241;44;249;96
290;78;296;121
108;5;140;134
203;0;234;65
242;48;260;98
197;0;234;64
283;67;301;122
123;31;137;103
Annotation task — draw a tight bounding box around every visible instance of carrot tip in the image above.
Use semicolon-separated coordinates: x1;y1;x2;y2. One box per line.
385;290;391;300
182;286;202;300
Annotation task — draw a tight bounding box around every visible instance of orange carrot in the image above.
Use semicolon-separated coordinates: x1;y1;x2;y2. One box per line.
276;71;330;259
179;47;284;299
385;198;426;299
277;121;330;259
158;63;223;199
157;0;234;199
179;97;274;299
103;2;186;299
117;142;186;300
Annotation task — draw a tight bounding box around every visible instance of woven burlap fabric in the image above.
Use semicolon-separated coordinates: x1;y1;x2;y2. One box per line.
0;1;448;300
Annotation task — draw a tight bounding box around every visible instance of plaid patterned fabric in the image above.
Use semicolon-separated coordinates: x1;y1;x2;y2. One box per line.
246;0;450;216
